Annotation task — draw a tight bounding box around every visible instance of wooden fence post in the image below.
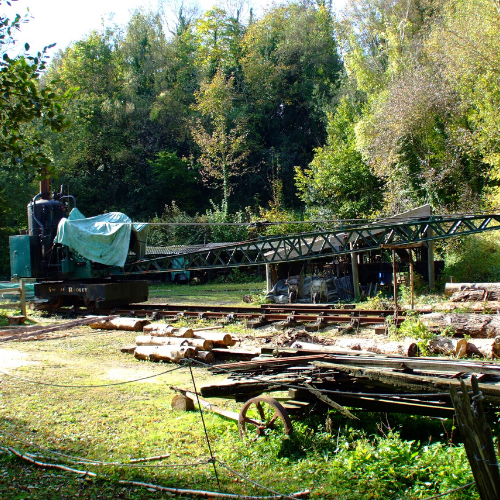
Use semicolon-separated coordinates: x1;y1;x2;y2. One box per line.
450;376;500;500
19;279;26;317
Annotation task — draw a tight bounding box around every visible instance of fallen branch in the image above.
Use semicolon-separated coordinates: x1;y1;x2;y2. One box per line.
8;446;96;476
118;479;310;499
129;453;171;463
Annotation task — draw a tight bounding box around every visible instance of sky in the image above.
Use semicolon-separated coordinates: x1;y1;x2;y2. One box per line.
2;0;347;60
0;0;269;57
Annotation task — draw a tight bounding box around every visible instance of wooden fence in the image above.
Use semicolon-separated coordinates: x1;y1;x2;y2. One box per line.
0;281;27;317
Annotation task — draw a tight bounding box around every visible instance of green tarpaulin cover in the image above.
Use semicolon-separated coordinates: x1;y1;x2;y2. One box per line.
55;209;148;267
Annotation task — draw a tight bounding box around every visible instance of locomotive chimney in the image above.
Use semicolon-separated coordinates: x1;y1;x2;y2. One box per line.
40;176;50;199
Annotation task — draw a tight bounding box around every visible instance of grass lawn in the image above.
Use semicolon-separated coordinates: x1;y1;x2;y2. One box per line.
147;281;267;306
0;283;478;499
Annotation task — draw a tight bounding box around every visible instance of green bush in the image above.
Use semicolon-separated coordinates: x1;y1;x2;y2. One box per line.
440;233;500;282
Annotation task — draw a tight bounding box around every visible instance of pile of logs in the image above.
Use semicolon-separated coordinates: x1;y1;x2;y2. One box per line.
87;318;237;364
133;324;236;364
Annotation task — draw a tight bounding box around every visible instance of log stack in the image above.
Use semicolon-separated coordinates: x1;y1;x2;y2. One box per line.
119;323;238;364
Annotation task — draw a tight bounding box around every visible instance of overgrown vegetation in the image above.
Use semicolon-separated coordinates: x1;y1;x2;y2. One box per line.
0;326;478;499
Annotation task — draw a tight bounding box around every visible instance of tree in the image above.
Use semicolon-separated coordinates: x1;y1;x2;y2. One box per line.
194;7;244;79
190;70;249;209
241;3;343;205
339;0;487;213
426;0;500;207
0;0;69;178
295;98;383;218
149;150;201;212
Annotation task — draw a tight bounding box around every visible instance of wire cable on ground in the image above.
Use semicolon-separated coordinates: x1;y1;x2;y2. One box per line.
188;361;222;491
0;364;183;388
3;445;309;499
216;460;300;500
0;429;212;468
422;482;475;500
2;360;305;497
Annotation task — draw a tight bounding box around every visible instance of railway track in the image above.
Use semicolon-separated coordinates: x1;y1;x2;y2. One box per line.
58;303;405;327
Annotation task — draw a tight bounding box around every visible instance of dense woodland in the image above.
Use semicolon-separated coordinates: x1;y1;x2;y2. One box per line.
2;0;500;275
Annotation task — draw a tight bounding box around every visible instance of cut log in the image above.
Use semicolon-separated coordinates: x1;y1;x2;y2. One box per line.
427;337;466;356
143;323;174;335
135;335;212;351
134;345;197;362
195;351;215;363
431;301;500;312
134;346;156;360
89;317;150;332
445;283;500;300
143;324;194;338
291;339;418;357
171;394;195;411
150;345;197;362
192;331;236;347
420;313;500;338
120;345;137;354
464;338;500;359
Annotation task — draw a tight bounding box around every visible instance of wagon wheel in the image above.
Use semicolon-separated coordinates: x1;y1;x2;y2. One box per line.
238;396;293;441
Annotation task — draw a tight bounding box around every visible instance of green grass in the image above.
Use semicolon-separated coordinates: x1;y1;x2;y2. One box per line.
148;281;268;306
0;284;480;499
0;325;478;500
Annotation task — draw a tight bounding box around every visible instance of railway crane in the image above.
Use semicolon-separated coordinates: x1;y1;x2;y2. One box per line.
9;182;500;308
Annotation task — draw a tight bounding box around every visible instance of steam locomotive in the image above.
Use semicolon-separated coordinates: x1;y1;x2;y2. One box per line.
9;180;148;308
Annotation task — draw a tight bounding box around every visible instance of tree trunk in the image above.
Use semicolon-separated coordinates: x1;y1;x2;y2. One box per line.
134;345;197;363
195;351;215;363
89;317;150;332
143;324;194;338
420;313;500;338
445;283;500;300
291;339;418;357
135;335;213;351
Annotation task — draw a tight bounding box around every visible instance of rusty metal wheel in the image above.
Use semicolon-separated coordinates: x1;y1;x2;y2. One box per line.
238;396;293;440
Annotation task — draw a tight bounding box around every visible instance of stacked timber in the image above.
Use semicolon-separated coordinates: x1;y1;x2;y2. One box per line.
201;352;500;418
118;323;240;364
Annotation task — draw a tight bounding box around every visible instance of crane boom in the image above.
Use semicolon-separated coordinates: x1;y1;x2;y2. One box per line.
123;214;500;274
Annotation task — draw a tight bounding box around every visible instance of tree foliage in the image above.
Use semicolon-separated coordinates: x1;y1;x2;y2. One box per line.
296;98;383;218
0;0;69;177
6;0;500;254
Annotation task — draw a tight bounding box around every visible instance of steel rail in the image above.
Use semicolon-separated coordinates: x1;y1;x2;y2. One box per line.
64;304;404;325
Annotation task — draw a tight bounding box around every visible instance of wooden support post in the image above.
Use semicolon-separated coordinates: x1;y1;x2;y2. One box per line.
19;279;26;317
450;376;500;500
409;250;414;311
351;244;360;300
392;249;398;322
427;226;435;291
266;264;273;293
